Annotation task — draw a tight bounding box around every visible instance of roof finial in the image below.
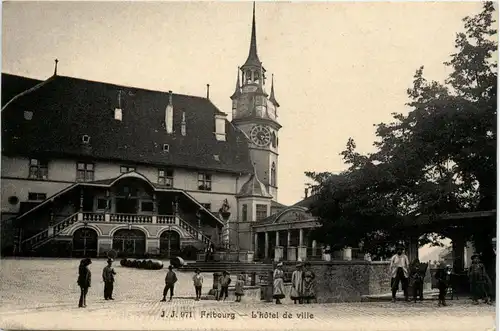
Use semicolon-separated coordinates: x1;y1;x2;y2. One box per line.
242;2;261;68
230;67;241;100
54;59;59;76
269;74;280;107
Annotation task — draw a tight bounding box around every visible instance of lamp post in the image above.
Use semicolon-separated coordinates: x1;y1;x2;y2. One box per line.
83;220;89;257
168;225;172;258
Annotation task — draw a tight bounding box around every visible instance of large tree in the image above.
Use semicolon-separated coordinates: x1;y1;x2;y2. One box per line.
307;2;497;262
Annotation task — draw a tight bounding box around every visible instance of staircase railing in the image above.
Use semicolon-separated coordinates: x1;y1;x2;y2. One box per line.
21;212;79;250
177;216;212;246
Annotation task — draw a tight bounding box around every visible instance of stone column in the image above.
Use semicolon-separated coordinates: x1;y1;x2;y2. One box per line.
274;230;283;261
407;234;419;262
312;240;317;257
287;230;291;247
299;229;304;246
254;232;258;255
264;232;269;259
452;236;465;273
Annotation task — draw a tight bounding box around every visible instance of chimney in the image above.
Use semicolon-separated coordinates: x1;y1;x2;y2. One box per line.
206;84;210;100
214;113;227;142
181;111;186;136
114;90;123;121
165;91;173;134
304;187;309;198
54;59;59;76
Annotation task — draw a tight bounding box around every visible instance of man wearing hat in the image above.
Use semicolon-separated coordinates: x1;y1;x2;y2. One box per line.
389;245;410;302
102;258;116;300
468;254;492;304
161;265;178;302
218;270;232;301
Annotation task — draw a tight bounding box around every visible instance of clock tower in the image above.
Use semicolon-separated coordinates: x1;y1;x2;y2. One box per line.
231;3;281;201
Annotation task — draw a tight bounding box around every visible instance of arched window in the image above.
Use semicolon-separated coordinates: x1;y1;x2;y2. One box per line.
270;162;276;187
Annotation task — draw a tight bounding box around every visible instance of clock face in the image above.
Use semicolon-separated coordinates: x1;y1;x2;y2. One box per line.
250;125;271;147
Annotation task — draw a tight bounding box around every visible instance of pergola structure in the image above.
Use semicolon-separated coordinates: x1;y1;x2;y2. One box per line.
394;210;496;273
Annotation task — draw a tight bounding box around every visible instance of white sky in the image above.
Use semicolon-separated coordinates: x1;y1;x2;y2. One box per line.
2;1;486;206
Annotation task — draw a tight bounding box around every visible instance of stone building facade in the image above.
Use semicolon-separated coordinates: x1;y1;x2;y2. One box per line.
1;3;285;258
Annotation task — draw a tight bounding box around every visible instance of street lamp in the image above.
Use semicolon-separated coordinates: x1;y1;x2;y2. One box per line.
168;225;172;258
83;220;89;257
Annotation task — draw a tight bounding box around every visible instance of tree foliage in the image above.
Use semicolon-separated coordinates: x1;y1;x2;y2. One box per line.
307;3;497;261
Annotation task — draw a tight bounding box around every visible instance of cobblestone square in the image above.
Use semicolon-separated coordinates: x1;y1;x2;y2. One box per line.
0;258;496;330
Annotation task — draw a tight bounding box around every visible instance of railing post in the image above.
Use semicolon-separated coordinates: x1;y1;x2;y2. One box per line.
105;213;110;222
77;212;83;221
175;216;180;225
152;215;157;224
48;226;54;237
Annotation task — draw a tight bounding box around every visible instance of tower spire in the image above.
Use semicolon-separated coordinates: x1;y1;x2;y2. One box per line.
269;74;280;107
230;67;241;99
242;2;261;68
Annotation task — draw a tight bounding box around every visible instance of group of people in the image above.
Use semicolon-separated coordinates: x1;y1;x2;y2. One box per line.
77;257;116;308
76;246;493;307
272;262;316;304
389;245;493;306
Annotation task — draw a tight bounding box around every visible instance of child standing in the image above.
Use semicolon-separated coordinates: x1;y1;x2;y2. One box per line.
234;274;245;302
434;263;448;307
193;269;203;301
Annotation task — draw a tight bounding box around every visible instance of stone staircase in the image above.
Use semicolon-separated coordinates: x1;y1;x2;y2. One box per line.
19;212;212;253
21;212;79;251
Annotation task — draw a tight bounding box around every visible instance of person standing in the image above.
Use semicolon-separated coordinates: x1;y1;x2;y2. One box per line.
219;271;231;301
192;269;203;301
234;274;245;302
434;263;449;306
290;263;304;304
389;245;410;302
273;262;286;304
77;258;92;308
302;262;316;303
409;258;424;302
468;254;493;305
161;265;178;302
102;258;116;300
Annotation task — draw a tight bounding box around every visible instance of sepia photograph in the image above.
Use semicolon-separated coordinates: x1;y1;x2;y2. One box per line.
0;1;497;330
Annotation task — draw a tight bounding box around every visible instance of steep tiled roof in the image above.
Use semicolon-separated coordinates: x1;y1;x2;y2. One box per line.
1;73;42;106
271;200;287;209
292;195;317;209
2;73;254;174
237;172;272;198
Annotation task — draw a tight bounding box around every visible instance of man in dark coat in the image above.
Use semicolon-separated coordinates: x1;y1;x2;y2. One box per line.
102;258;116;300
77;258;92;308
161;265;178;302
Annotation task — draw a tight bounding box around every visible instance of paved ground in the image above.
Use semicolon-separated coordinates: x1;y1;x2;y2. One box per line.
0;258;496;331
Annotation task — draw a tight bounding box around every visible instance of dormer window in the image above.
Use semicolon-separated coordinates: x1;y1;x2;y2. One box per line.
24;111;33;120
82;135;90;144
163;144;170;152
114;108;122;121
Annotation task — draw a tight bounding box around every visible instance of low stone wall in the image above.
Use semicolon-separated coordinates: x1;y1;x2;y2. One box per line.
279;260;392;303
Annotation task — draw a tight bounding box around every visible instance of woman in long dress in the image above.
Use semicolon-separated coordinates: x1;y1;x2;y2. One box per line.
290;263;304;304
273;262;286;304
302;262;316;303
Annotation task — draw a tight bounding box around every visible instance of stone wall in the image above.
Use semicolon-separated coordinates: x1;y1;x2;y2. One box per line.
279;260;391;303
